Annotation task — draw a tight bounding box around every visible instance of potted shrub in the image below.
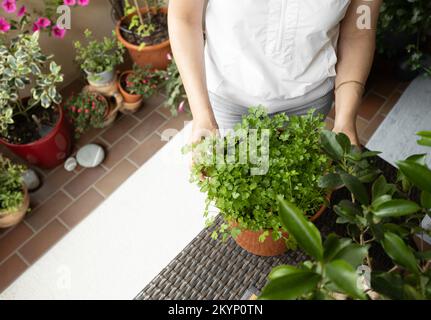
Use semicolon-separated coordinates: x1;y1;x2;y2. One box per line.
259;131;431;300
65;90;122;139
115;0;170;69
161;55;189;116
117;64;162;112
74;29;125;87
0;155;30;229
0;31;73;169
187;107;331;256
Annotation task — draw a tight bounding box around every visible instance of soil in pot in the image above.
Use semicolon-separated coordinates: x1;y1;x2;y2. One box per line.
2;106;59;145
120;9;168;47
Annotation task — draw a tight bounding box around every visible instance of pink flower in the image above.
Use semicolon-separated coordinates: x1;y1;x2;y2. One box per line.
77;0;90;6
32;22;40;32
2;0;16;14
166;53;172;61
77;108;82;113
52;25;66;39
17;4;25;17
178;100;186;113
0;17;10;32
35;17;51;28
63;0;76;5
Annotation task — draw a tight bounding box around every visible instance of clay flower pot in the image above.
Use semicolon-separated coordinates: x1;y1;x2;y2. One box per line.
233;198;330;257
116;7;171;70
0;105;73;169
117;71;144;114
0;186;30;229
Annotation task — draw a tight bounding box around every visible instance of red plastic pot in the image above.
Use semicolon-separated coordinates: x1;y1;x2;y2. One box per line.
0;106;73;169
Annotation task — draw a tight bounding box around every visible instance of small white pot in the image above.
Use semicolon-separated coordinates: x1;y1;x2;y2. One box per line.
85;69;115;87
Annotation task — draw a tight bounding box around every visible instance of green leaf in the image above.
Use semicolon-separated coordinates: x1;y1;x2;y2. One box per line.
420;190;431;209
323;234;352;262
373;199;421;218
278;196;324;261
336;132;351;154
340;173;369;205
325;260;366;300
397;160;431;194
260;270;321;300
318;173;343;189
417;131;431;147
268;265;303;281
320;130;344;161
371;195;392;209
372;175;390;200
371;272;405;300
332;244;369;269
381;232;419;274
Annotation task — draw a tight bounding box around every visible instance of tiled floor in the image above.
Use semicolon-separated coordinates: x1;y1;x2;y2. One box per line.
0;62;411;293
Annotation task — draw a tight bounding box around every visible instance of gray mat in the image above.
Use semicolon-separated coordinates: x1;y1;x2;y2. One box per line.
367;75;431;166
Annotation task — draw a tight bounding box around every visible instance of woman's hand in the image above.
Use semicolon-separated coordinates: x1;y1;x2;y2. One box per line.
189;117;219;145
333;122;360;146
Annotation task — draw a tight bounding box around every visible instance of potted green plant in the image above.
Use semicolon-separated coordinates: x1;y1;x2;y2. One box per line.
115;0;170;69
0;31;72;169
0;155;30;229
260;131;431;300
74;29;125;87
117;64;162;112
187;107;331;256
377;0;431;79
65;90;122;139
161;55;189;116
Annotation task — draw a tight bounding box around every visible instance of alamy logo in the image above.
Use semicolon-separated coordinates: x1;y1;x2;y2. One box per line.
356;0;374;30
56;5;72;30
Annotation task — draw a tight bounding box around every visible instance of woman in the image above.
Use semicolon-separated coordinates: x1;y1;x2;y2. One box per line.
168;0;382;145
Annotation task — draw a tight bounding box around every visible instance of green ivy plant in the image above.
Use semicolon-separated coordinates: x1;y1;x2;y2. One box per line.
74;29;125;75
0;155;26;213
186;107;330;242
0;31;63;140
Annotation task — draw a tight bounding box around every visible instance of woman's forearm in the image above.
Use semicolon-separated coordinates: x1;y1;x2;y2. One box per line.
168;3;217;128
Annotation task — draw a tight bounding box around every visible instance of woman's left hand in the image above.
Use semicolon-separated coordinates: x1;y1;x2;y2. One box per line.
333;122;360;146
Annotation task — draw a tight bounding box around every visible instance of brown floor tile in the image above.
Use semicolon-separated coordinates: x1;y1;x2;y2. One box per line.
373;77;400;98
380;91;402;116
75;127;104;149
358;93;386;121
95;159;137;197
26;191;72;231
130;112;166;142
0;223;33;263
0;254;28;293
30;167;76;208
158;112;193;135
64;166;107;199
397;81;412;92
103;135;138;169
327;106;335;120
128;134;167;166
59;188;104;228
133;93;166;120
100;114;139;145
356;117;369;136
157;105;173;119
361;114;386;142
19;219;68;264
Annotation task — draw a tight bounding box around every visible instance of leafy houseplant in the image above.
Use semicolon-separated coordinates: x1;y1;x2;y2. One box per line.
65;91;109;139
187;107;330;255
74;29;125;86
119;64;162;98
115;0;171;69
162;55;189;116
0;31;72;168
0;155;29;228
377;0;431;77
260;130;431;300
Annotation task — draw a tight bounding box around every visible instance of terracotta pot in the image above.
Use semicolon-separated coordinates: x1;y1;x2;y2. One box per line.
0;105;73;169
0;186;30;229
233;201;329;257
116;7;171;69
117;71;143;104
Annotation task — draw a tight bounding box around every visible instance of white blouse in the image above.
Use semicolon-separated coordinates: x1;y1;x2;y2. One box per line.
204;0;352;108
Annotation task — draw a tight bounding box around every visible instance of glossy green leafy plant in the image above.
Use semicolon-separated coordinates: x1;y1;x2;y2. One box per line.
187;107;330;242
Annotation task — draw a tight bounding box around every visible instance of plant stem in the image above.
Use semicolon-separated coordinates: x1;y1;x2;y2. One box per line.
135;0;151;24
360;231;372;269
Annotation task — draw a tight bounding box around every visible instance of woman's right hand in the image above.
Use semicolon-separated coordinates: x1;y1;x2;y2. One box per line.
189;117;219;145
